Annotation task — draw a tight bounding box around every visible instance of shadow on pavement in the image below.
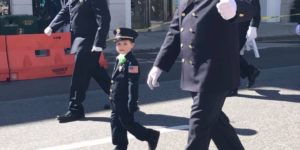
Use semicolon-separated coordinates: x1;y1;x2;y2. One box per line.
82;111;189;128
236;128;257;136
0;46;299;128
78;111;258;136
236;89;300;103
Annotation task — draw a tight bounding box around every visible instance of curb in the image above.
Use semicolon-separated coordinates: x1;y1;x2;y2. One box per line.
257;35;300;42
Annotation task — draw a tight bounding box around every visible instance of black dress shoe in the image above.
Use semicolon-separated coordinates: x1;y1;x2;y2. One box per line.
247;69;260;88
56;111;85;123
147;129;160;150
227;89;238;97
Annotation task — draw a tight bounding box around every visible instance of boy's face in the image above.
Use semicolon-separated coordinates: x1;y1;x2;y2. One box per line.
115;40;134;55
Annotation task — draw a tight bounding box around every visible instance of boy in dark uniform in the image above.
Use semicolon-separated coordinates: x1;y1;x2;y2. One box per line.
109;28;160;150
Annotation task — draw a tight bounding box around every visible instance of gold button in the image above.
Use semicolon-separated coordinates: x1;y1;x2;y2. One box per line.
182;13;186;17
180;27;184;32
181;43;184;48
111;80;114;83
192;12;197;17
239;13;244;17
189;28;194;33
182;59;185;63
189;44;193;49
189;60;193;64
109;96;112;100
110;89;113;92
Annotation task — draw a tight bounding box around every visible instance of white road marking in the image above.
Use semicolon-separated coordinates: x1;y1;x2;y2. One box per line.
37;125;189;150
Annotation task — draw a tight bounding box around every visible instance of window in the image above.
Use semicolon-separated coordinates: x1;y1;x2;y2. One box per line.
0;0;10;15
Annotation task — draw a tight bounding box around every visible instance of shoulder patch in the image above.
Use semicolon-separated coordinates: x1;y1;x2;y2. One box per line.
128;66;139;73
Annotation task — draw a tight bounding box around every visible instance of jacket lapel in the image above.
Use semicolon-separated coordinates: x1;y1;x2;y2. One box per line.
112;60;119;79
181;0;194;14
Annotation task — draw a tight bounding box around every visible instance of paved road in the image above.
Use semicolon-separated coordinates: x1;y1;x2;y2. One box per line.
0;42;299;150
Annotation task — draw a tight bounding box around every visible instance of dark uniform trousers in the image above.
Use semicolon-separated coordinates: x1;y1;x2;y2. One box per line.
110;52;151;149
69;51;110;112
239;0;261;79
110;100;150;149
186;91;244;150
239;21;257;79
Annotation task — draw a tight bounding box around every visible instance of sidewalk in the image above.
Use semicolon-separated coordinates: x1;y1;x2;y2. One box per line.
105;22;300;54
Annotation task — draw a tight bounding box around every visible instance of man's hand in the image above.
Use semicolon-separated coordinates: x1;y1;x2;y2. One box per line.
147;66;162;90
246;27;257;40
296;24;300;36
216;0;237;20
91;46;103;52
44;27;52;36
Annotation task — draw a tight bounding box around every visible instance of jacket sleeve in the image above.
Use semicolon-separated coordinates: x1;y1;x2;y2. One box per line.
229;0;255;23
90;0;111;49
250;0;261;28
49;2;70;32
127;62;140;111
153;9;181;72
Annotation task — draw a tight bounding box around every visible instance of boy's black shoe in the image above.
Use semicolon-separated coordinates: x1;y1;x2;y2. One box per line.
56;111;85;123
247;68;260;88
147;129;160;150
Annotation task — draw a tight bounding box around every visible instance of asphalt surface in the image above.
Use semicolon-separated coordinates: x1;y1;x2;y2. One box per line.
0;41;299;150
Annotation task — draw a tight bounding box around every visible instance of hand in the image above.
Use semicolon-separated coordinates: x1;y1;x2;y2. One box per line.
246;27;257;40
216;0;237;20
91;46;103;52
296;24;300;36
44;27;52;36
147;66;162;90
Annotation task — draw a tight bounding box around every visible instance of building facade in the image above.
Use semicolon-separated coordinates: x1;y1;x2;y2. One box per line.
1;0;298;27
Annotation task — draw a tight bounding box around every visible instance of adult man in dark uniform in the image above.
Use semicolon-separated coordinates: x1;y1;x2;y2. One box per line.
147;0;255;149
44;0;111;123
229;0;261;96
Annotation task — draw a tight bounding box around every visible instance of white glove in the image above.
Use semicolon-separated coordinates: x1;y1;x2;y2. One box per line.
216;0;237;20
44;27;52;36
246;27;257;40
296;24;300;36
91;46;103;52
147;66;163;90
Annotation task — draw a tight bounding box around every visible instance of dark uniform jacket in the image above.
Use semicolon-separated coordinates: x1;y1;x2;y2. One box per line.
110;52;139;112
249;0;260;28
154;0;255;92
49;0;111;53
